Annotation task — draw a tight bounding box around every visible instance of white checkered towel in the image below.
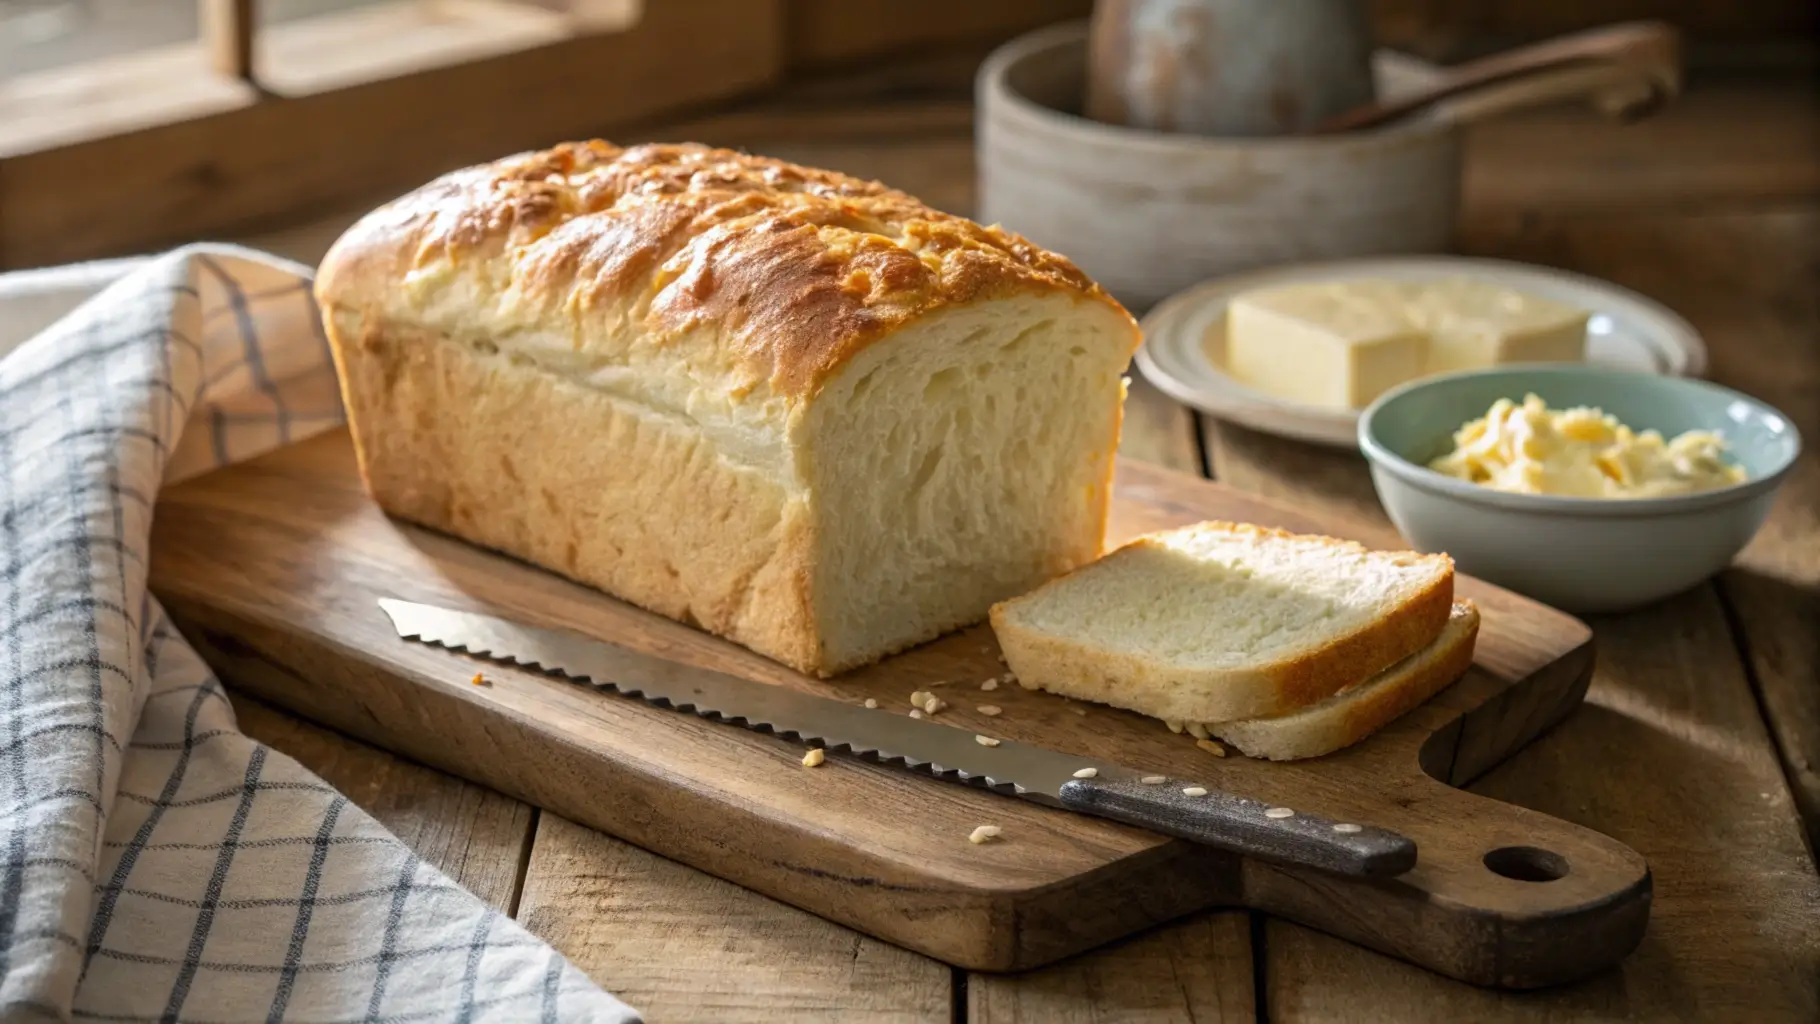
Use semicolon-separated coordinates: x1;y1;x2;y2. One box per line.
0;245;641;1023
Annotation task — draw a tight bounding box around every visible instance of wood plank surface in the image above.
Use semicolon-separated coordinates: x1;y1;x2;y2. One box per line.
969;913;1255;1024
205;58;1820;1019
1188;208;1820;1023
0;0;785;269
149;431;1628;986
229;692;536;914
517;815;950;1023
1462;205;1820;858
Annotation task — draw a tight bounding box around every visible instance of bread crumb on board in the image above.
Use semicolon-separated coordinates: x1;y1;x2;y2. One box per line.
909;709;925;719
864;698;878;709
1196;738;1228;757
980;679;999;692
924;696;948;714
470;672;489;687
802;748;826;768
910;690;931;708
975;735;1001;747
1182;786;1208;797
968;825;1002;844
979;705;1002;717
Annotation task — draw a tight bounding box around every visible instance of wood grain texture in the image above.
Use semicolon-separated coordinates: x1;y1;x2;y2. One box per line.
1458;205;1820;856
0;0;783;269
517;814;948;1023
1196;208;1820;1014
970;913;1255;1023
786;0;1091;69
148;431;1636;986
229;692;536;913
1118;371;1204;474
1262;587;1820;1022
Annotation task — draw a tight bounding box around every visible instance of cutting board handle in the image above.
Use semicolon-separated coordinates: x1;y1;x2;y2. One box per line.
1245;774;1651;987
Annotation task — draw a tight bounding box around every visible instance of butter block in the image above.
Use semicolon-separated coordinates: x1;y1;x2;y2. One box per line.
1225;282;1427;410
1407;278;1589;374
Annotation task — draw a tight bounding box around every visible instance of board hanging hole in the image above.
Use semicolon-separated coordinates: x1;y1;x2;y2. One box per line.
1483;846;1569;882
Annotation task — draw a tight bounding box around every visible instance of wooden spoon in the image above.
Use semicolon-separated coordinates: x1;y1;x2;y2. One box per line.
1308;21;1682;135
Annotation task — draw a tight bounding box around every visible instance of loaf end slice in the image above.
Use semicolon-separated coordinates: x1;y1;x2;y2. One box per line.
988;521;1454;723
1211;601;1479;760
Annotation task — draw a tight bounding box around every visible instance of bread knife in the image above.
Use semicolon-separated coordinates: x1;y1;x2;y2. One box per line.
378;599;1417;878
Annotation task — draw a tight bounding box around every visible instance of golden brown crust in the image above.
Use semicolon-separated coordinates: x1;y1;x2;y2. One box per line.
314;140;1132;400
989;521;1457;722
326;313;825;673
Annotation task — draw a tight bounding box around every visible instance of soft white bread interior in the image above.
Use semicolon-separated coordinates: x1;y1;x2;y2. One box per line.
988;522;1454;723
316;141;1140;676
1210;601;1479;760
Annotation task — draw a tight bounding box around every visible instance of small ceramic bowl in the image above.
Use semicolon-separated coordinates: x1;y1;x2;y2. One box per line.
1359;366;1800;613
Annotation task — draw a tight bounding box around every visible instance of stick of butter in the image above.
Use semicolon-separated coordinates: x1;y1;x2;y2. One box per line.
1225;282;1427;410
1406;278;1589;374
1224;278;1589;410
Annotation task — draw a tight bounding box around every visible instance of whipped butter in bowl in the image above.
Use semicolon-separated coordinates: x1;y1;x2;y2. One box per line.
1359;366;1798;613
1428;393;1746;499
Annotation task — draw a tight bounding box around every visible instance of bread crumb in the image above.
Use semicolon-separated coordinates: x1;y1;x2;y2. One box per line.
923;696;948;714
975;735;1001;747
1001;673;1017;685
802;749;825;768
910;690;932;708
470;672;489;687
980;679;999;692
1072;767;1098;779
1140;775;1166;785
1182;786;1208;797
1165;719;1184;734
863;698;878;709
909;709;925;719
968;825;1002;844
979;705;1002;717
1196;738;1227;758
1186;722;1211;741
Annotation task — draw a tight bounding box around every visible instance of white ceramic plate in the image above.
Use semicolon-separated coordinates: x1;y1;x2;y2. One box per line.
1133;256;1708;448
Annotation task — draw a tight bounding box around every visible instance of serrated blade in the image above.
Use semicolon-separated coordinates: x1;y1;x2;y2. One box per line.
378;598;1419;877
378;598;1102;803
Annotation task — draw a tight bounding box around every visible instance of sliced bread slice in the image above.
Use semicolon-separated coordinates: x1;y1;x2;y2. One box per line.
1211;601;1479;760
988;521;1454;723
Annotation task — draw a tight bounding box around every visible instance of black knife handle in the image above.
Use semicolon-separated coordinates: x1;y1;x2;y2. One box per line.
1059;777;1417;878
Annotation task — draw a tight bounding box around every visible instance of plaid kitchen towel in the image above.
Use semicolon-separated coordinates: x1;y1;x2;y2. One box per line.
0;245;641;1023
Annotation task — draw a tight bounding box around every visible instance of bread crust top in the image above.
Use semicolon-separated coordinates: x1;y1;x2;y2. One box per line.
315;140;1136;401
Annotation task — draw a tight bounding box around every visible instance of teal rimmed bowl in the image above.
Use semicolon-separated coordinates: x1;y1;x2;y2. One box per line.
1359;366;1800;613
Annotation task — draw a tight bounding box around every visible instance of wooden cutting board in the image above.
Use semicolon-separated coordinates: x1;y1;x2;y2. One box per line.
147;430;1650;989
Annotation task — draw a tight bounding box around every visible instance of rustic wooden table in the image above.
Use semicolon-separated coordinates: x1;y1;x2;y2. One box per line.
235;56;1820;1021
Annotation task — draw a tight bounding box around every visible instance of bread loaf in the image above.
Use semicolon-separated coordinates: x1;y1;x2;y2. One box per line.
314;141;1141;676
989;521;1455;723
1210;601;1479;760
